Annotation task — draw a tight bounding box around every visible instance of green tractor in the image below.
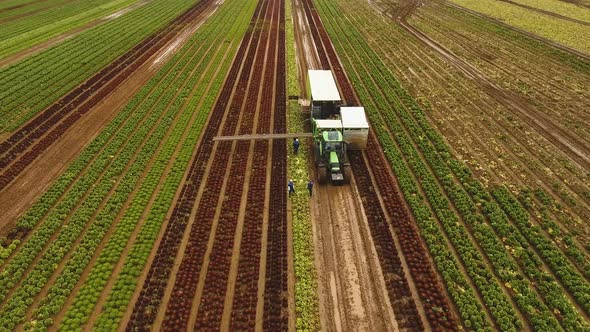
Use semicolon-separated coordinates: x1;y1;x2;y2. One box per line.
312;119;351;184
308;70;368;185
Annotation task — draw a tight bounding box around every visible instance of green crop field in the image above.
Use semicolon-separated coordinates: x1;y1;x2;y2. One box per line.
0;0;587;330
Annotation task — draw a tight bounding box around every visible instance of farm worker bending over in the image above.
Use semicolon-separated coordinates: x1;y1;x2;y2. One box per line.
307;179;314;197
288;179;295;196
293;138;300;154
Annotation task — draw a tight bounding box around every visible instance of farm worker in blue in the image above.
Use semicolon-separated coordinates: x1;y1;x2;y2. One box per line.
307;179;314;197
293;138;300;154
288;179;295;196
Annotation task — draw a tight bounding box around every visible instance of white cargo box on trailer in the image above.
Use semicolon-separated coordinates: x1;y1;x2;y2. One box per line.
340;107;369;150
308;70;341;102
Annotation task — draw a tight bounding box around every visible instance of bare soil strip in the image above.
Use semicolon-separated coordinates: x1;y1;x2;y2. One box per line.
48;17;232;330
0;0;218;237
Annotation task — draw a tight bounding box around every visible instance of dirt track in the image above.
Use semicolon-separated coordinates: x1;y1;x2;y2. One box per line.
291;0;402;330
291;0;463;329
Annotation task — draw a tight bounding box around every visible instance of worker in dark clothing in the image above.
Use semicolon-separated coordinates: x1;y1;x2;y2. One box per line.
293;138;300;154
288;179;295;196
307;179;314;197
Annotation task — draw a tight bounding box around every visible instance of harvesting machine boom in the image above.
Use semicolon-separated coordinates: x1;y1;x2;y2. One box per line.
211;70;370;186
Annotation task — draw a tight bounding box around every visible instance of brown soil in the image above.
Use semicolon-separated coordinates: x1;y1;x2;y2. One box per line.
291;0;416;330
309;177;398;331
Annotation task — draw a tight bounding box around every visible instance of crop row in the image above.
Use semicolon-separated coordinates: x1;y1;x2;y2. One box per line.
230;0;280;326
0;64;186;331
349;149;426;330
166;0;278;326
302;0;460;329
0;0;216;191
284;0;320;328
0;1;249;329
318;2;570;329
301;0;426;328
0;0;196;133
313;0;500;329
344;0;590;286
0;0;222;277
0;16;235;321
337;3;590;325
316;0;590;329
0;0;139;59
263;1;288;330
40;3;250;329
125;0;266;329
90;27;254;332
518;189;590;278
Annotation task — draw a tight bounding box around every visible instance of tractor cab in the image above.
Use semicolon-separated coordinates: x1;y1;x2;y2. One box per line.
312;120;348;184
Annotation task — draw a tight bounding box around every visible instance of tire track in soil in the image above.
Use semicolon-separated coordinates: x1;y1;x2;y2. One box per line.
297;0;460;329
392;0;590;172
0;0;216;191
366;0;590;251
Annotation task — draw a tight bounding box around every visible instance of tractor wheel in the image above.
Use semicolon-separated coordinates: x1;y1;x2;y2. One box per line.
318;166;328;184
344;166;352;185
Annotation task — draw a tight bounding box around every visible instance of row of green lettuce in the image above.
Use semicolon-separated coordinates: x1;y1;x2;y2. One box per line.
0;0;139;58
0;0;257;330
314;0;589;330
285;0;321;330
0;0;196;133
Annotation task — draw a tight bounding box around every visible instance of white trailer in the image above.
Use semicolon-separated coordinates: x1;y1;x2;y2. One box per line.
340;107;369;150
